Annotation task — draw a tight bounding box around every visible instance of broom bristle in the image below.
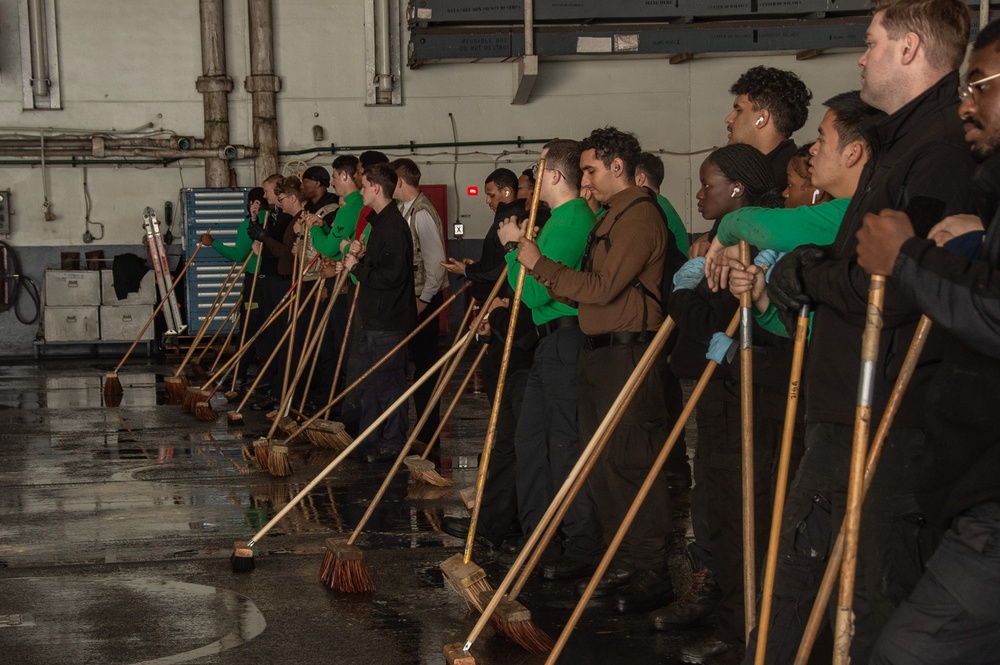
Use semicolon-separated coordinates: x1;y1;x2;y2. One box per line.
241;443;253;461
253;438;270;469
441;554;493;612
405;484;452;501
495;616;555;654
194;401;219;422
276;416;298;435
103;372;124;407
231;541;255;572
404;456;454;487
324;540;376;592
182;387;200;412
164;376;187;405
319;544;337;585
267;443;292;477
191;362;208;379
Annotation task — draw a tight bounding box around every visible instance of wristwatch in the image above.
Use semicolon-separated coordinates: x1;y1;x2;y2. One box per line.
504;241;519;253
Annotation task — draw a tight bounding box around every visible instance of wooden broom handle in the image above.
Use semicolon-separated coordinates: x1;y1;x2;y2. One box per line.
298;273;349;413
324;282;360;418
203;296;242;372
112;234;210;374
193;257;250;366
176;256;243;375
738;240;757;637
230;250;265;392
420;345;487;461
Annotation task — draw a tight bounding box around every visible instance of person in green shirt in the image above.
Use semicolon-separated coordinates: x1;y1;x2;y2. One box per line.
635;151;690;256
310;155;365;261
497;138;603;578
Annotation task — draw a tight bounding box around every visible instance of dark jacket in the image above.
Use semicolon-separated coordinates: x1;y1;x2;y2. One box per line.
351;204;417;332
800;71;978;427
897;155;1000;527
465;198;529;302
765;138;797;191
259;208;293;277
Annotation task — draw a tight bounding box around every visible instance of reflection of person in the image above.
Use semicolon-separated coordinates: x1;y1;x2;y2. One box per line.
747;2;978;663
856;20;1000;662
343;163;416;463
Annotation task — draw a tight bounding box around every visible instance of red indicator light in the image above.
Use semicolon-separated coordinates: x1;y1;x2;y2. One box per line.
466;186;479;196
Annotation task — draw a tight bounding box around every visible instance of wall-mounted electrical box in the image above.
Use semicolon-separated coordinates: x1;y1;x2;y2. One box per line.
0;191;10;235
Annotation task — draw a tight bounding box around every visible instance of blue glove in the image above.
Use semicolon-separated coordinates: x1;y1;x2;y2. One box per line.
706;332;735;364
672;257;706;291
944;231;985;259
753;249;780;270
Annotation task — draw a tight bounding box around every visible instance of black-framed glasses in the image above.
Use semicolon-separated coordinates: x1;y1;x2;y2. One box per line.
530;163;565;180
959;71;1000;101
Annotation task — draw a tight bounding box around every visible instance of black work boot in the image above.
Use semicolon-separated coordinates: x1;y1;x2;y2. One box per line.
649;546;720;629
612;568;674;614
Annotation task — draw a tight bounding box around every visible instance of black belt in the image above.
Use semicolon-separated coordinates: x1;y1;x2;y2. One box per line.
582;331;650;350
537;315;578;339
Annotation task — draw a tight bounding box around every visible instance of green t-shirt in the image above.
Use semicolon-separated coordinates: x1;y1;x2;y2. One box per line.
210;210;263;274
311;190;363;259
717;198;849;251
657;194;689;256
506;197;595;326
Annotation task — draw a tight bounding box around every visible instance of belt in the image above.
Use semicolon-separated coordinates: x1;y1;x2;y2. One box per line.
536;315;578;339
582;331;650;350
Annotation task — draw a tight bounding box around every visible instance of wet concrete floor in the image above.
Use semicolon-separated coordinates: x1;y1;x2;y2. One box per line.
0;358;707;664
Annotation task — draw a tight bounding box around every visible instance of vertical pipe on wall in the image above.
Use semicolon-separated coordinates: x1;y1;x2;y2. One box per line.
374;0;393;103
981;0;990;30
524;0;534;56
247;0;279;181
27;0;50;96
197;0;233;188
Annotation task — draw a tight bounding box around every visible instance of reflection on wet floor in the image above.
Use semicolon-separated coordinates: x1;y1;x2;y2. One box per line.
0;358;700;664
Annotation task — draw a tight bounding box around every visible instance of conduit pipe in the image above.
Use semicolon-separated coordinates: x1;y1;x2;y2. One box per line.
247;0;280;180
374;0;393;103
27;0;50;96
197;0;234;187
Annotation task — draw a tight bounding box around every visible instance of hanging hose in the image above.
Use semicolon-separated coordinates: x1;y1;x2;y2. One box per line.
0;240;42;325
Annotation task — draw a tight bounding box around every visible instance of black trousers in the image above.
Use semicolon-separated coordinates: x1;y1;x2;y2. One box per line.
236;272;264;385
408;291;445;441
742;423;937;665
578;340;675;574
313;279;352;401
254;274;291;393
356;329;409;452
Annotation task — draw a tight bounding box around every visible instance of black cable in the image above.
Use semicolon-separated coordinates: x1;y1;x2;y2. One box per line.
0;240;41;325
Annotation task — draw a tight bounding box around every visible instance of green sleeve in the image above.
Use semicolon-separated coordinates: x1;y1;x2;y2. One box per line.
310;222;344;259
717;198;849;251
210;217;257;272
658;196;689;255
506;214;589;313
755;304;813;340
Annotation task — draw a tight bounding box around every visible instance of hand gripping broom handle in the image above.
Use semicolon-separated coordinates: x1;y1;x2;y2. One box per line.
463;157;545;565
111;234;210;375
293;280;472;432
832;274;885;665
755;303;810;665
793;304;930;665
245;331;473;547
465;313;681;651
546;311;742;663
738;240;757;637
198;253;323;390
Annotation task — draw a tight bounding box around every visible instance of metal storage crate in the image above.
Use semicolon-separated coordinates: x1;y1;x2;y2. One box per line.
45;270;101;307
100;305;154;342
44;306;100;342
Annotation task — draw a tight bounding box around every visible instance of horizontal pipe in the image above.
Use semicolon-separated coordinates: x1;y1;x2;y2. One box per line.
279;137;552;156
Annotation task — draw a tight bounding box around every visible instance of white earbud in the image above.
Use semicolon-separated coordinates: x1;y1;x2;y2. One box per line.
731;187;742;198
755;117;764;127
812;188;822;205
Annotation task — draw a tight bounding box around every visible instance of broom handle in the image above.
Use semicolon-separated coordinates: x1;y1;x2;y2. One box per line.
324;282;360;419
465;314;679;650
205;296;242;373
179;257;244;375
280;226;307;404
794;313;931;664
463;157;545;565
265;277;328;438
834;274;885;665
199;253;323;389
755;304;810;665
111;236;209;374
299;274;349;413
347;316;488;546
194;258;249;366
420;345;488;461
547;312;741;662
421;298;477;411
286;273;331;416
508;313;686;599
738;240;757;637
230;252;264;393
233;296;303;412
247;332;473;546
417;272;510;460
293;281;472;434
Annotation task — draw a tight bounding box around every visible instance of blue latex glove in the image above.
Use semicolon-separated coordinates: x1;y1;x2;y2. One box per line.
706;332;735;364
944;231;985;259
754;249;780;270
672;257;706;291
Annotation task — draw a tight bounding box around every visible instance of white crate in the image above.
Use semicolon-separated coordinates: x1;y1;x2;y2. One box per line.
44;306;100;342
101;269;156;305
99;305;154;341
44;270;101;306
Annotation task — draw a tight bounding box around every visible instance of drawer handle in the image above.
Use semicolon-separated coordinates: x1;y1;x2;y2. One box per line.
68;280;78;288
122;316;133;323
66;316;77;323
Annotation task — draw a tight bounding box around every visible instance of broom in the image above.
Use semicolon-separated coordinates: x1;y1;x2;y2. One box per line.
836;274;885;665
183;254;323;414
104;236;209;406
231;333;473;572
447;314;684;662
755;304;810;665
738;240;757;639
440;159;545;616
304;281;359;448
793;314;931;664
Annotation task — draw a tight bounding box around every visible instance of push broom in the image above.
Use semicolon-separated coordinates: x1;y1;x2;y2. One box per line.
164;258;241;399
230;332;473;572
754;304;810;665
444;313;683;664
440;158;544;616
103;235;209;406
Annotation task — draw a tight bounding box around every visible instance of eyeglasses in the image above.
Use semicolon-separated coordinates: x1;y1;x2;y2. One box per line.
959;70;1000;101
530;163;565;180
276;194;288;202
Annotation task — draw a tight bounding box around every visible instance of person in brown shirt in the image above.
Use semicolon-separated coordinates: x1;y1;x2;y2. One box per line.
515;126;678;614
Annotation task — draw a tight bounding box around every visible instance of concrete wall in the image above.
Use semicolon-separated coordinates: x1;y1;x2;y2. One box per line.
0;0;868;356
